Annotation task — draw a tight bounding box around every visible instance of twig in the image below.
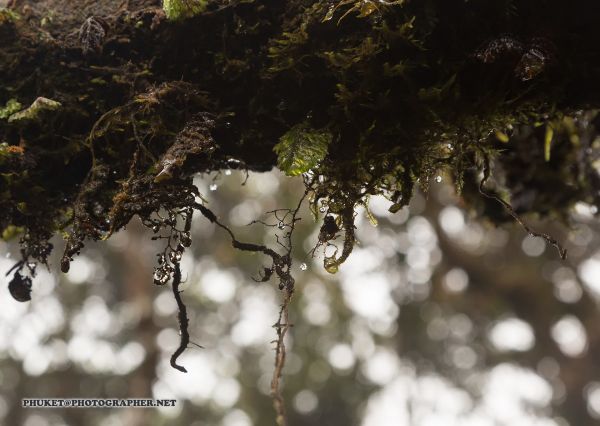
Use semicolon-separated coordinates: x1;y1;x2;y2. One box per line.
477;150;567;259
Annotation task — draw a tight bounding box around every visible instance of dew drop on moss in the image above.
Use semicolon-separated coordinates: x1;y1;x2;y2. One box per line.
169;250;182;263
180;232;192;247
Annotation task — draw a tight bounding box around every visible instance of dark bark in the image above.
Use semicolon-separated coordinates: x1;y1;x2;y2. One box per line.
1;0;600;290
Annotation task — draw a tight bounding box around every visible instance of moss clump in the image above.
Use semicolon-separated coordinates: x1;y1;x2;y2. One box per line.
7;97;61;124
1;0;600;279
0;99;22;119
0;8;20;24
1;225;23;241
162;0;207;21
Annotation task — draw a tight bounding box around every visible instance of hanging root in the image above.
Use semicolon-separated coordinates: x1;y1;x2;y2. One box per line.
170;262;191;373
271;290;293;426
194;188;308;425
478;151;567;259
144;206;197;373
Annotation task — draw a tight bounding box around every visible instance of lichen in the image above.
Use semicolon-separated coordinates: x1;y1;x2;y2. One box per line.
7;97;61;124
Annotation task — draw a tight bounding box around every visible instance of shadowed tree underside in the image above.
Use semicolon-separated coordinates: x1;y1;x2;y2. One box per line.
2;0;600;268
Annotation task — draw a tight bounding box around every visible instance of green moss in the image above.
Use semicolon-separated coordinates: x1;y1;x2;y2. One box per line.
1;225;23;241
0;99;22;119
8;97;61;124
1;0;598;274
162;0;207;21
0;8;20;24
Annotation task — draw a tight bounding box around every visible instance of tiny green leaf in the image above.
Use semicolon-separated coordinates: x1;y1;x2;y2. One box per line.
274;122;332;176
495;130;509;143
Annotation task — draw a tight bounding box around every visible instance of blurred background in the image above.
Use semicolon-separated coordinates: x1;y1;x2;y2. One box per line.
1;169;600;426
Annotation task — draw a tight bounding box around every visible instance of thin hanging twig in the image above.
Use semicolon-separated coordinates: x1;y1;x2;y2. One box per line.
477;150;567;259
193;186;310;425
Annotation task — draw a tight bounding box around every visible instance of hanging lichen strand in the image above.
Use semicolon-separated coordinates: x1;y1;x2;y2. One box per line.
2;0;600;422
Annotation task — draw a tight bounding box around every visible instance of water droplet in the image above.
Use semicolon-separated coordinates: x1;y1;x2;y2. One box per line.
227;158;241;169
319;206;327;213
435;175;442;183
300;263;307;271
225;170;232;176
169;250;182;263
180;231;192;247
324;5;335;21
277;221;285;230
93;203;103;215
153;268;169;285
27;262;36;269
324;258;339;274
209;183;218;191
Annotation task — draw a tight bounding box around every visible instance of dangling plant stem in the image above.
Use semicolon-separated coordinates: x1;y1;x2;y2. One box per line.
170;262;190;373
194;186;309;425
477;149;567;259
271;290;293;426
